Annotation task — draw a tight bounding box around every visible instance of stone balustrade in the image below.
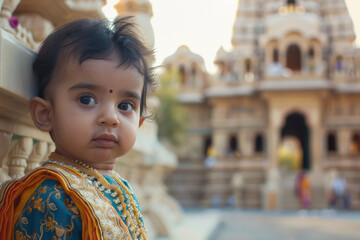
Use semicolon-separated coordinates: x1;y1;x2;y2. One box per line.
0;132;54;181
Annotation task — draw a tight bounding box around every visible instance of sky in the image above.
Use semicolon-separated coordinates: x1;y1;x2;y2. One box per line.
104;0;360;74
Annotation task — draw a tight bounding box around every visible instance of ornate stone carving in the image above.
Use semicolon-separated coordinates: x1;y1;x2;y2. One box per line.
0;130;12;182
17;14;54;43
7;137;33;179
0;0;36;49
26;140;47;174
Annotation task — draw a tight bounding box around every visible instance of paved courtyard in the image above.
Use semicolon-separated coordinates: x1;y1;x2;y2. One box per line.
169;209;360;240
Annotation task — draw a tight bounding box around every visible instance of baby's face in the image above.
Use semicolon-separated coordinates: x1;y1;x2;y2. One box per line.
48;57;144;165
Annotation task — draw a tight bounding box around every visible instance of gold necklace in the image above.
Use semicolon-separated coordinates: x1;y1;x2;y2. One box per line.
44;152;147;240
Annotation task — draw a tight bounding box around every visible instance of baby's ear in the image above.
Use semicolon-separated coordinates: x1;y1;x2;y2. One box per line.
139;118;145;127
29;97;53;131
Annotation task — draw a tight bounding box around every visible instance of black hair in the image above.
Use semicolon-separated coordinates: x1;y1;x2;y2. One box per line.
33;16;156;118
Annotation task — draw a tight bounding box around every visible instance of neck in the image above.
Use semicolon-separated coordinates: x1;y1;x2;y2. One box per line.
98;169;113;176
52;150;115;176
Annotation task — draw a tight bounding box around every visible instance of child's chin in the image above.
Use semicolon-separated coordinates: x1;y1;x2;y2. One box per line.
90;149;118;161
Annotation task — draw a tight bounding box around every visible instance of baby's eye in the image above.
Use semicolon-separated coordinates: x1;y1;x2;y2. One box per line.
118;102;134;112
78;95;96;105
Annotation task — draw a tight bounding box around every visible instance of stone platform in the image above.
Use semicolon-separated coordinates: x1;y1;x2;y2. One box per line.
157;208;360;240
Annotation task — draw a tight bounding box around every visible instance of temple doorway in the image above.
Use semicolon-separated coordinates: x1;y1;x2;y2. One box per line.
281;112;310;170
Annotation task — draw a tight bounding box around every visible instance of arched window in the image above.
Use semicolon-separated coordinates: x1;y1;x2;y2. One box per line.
219;61;228;76
204;136;212;156
350;133;360;156
308;47;315;59
335;55;344;72
245;59;252;73
227;135;239;156
273;48;279;63
255;134;264;153
327;133;337;152
178;65;186;85
191;63;197;87
286;44;302;71
191;63;197;77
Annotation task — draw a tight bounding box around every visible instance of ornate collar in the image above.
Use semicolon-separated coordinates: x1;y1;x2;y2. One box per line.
42;152;147;240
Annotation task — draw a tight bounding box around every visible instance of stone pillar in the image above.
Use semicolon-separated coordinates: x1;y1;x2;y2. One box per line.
264;108;281;210
231;172;243;208
269;109;282;168
338;128;351;156
279;50;285;69
0;130;12;182
308;109;325;208
213;130;227;157
239;130;253;157
247;131;255;156
308;108;322;172
26;141;48;174
237;60;244;81
8;137;33;179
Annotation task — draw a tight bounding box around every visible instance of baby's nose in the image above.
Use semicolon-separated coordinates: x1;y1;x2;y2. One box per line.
98;108;119;128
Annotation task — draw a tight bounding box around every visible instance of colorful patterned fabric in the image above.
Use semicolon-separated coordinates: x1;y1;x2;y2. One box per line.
14;179;82;240
0;154;146;240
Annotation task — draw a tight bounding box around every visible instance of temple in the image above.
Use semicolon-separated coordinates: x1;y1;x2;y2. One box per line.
164;0;360;210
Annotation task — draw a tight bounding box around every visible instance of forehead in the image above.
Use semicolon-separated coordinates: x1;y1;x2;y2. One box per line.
56;57;144;90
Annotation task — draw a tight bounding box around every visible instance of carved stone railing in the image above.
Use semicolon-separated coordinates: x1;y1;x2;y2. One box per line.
0;0;37;49
0;23;53;180
0;133;55;181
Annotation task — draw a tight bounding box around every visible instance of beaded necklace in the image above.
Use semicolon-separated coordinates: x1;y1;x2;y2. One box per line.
43;152;147;240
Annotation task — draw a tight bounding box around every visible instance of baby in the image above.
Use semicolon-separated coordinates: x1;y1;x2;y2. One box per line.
0;17;155;240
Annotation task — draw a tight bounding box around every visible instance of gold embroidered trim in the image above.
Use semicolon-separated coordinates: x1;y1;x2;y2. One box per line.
46;152;147;239
42;164;131;240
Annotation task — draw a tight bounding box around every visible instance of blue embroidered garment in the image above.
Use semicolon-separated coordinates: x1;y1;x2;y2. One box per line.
14;179;82;239
14;175;144;240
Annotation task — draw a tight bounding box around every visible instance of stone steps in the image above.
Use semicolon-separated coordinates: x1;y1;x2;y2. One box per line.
165;159;266;209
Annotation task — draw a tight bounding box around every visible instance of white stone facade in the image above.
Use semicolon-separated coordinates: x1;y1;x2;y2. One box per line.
164;0;360;210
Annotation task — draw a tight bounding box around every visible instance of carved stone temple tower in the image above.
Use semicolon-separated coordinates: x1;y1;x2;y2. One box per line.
164;0;360;210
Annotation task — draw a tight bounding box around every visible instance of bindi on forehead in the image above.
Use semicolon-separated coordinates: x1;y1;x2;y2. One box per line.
109;89;113;94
